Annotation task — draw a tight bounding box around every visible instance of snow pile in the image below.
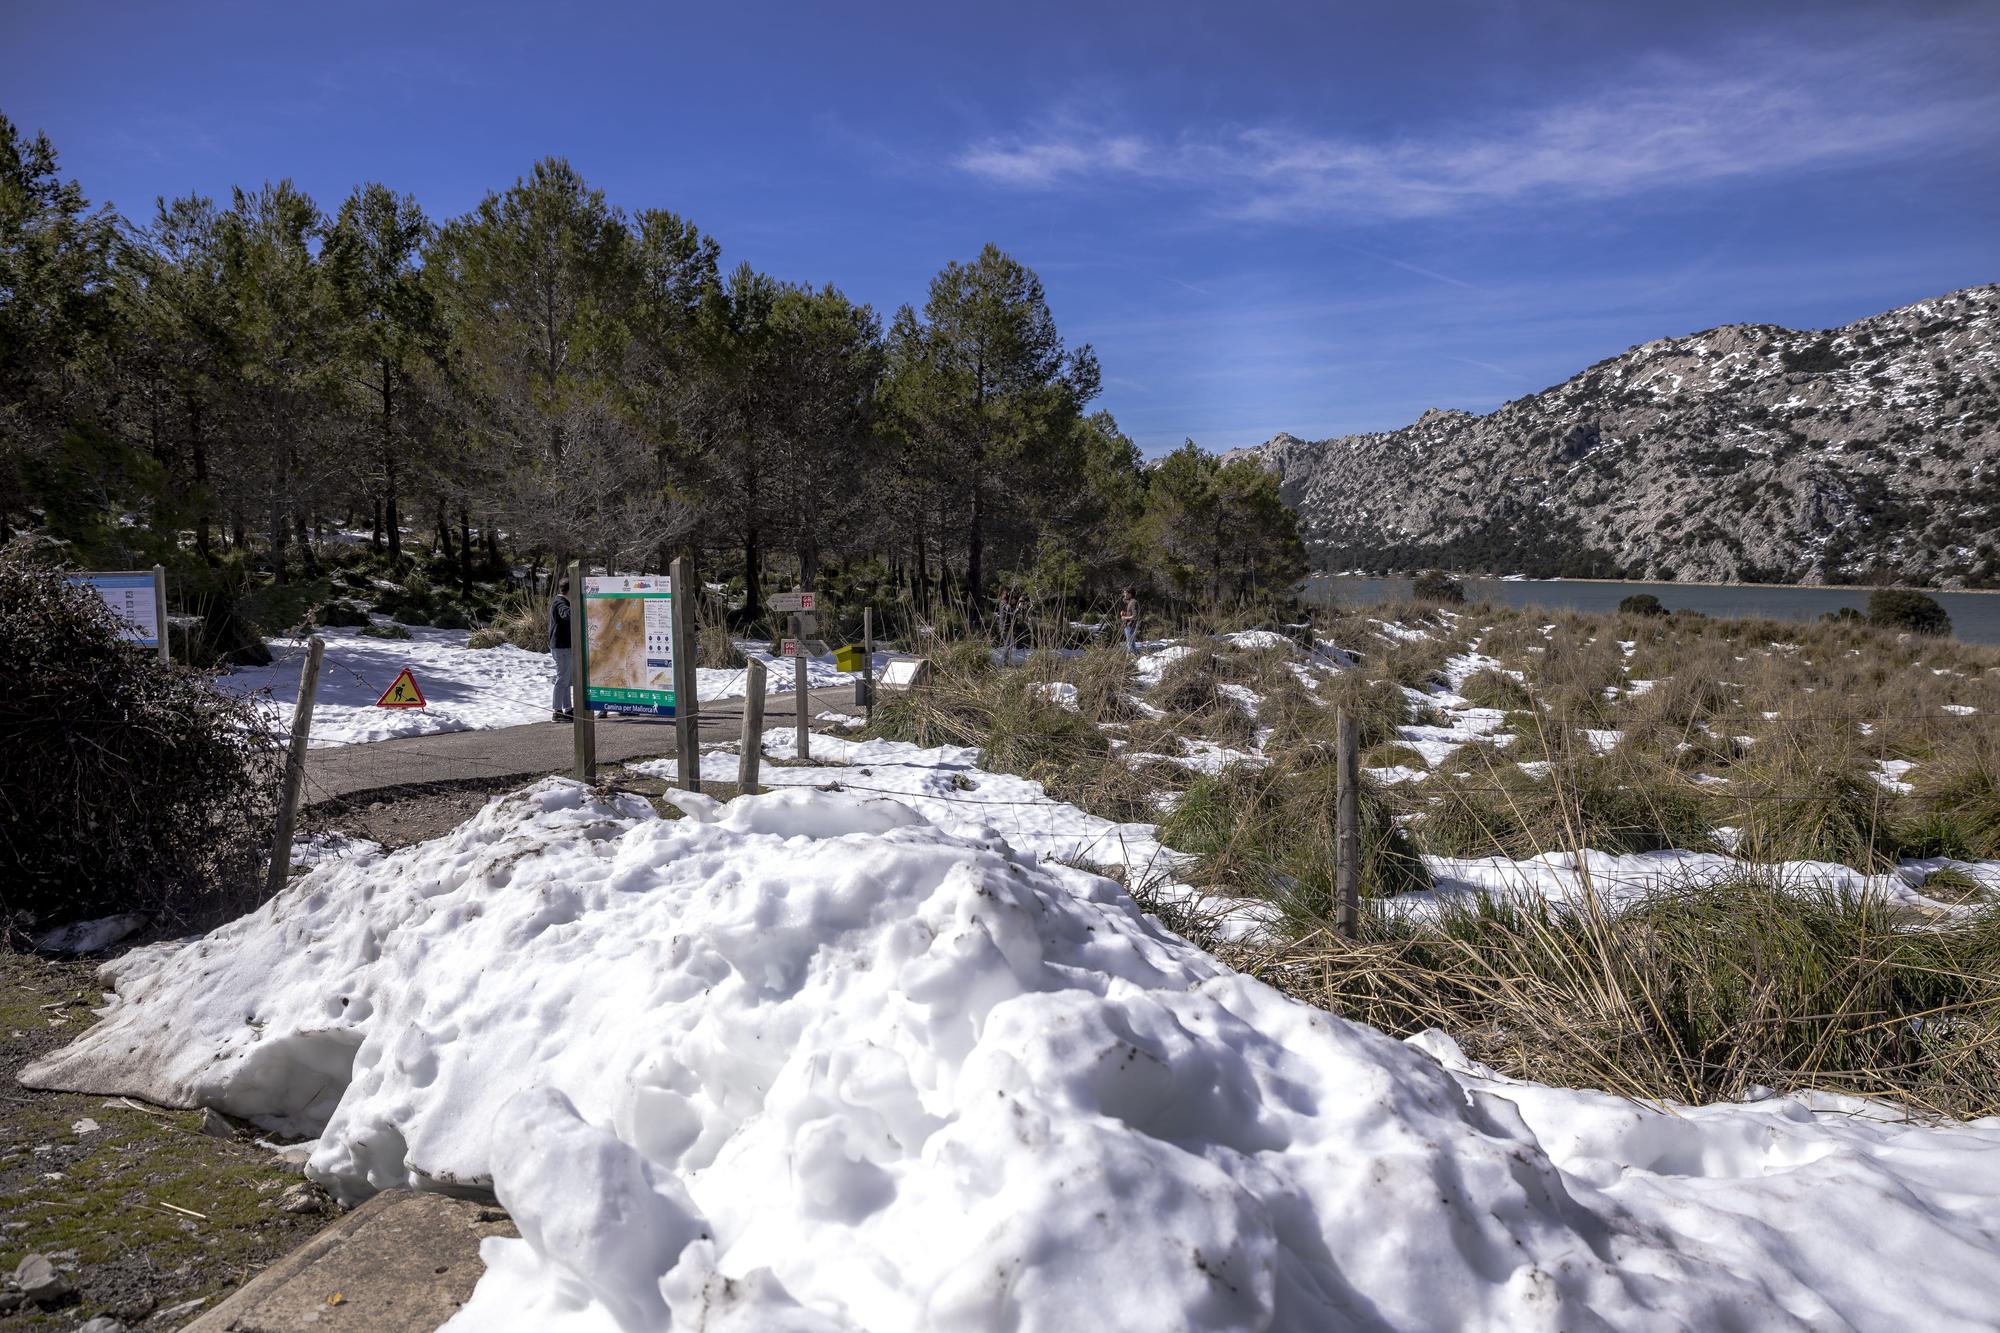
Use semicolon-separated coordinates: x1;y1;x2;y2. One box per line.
25;780;2000;1331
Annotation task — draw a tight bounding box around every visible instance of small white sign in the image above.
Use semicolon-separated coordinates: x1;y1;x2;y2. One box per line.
769;591;816;614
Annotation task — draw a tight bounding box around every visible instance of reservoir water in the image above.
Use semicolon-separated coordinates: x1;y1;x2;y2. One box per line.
1303;576;2000;646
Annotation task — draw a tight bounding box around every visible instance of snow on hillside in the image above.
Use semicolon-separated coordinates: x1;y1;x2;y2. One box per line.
218;627;868;747
25;780;2000;1331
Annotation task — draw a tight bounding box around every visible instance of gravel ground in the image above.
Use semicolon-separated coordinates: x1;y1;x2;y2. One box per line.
0;953;336;1330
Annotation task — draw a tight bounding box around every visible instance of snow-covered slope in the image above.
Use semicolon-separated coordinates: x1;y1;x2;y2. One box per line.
1245;283;2000;585
24;780;2000;1331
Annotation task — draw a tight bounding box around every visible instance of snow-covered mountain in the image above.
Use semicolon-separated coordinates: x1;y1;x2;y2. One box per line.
1236;284;2000;586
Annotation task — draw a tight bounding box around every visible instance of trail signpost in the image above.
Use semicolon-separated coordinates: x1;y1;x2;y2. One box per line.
581;574;677;717
769;591;816;615
791;614;809;762
71;566;168;662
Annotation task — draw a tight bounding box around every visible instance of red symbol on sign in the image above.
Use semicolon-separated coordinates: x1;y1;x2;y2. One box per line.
375;668;427;708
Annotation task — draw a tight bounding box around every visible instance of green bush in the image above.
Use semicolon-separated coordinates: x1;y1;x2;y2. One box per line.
316;599;370;628
0;554;278;932
1411;569;1466;604
359;622;412;640
1867;588;1951;636
1617;593;1668;617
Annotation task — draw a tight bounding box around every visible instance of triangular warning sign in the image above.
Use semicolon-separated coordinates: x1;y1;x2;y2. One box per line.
375;668;427;709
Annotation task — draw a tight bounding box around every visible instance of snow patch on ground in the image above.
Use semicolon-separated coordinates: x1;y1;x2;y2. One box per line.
25;780;2000;1332
220;629;875;748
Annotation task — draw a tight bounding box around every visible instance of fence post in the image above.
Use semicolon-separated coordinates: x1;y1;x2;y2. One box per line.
670;556;700;793
792;611;809;763
1336;706;1360;940
265;634;324;898
738;658;766;792
571;560;595;782
152;564;169;663
862;606;874;725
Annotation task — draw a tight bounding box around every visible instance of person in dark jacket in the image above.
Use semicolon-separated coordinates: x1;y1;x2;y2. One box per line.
548;577;573;721
1118;586;1140;653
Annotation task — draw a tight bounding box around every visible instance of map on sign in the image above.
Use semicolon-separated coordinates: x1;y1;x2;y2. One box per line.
769;591;816;614
70;572;161;648
583;575;675;716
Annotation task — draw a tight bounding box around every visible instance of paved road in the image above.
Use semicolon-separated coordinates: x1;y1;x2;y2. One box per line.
303;685;865;805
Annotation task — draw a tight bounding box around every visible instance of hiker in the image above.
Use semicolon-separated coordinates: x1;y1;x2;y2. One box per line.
549;576;573;721
1118;586;1140;653
996;586;1023;666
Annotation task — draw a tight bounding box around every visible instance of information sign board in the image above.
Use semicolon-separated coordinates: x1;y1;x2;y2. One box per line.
769;591;816;614
71;571;163;651
583;575;676;716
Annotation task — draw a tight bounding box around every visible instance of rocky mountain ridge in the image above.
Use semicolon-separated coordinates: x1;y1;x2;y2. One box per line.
1232;284;2000;586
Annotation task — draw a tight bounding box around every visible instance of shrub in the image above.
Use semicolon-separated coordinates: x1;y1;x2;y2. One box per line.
1617;593;1668;617
472;583;551;651
359;622;412;640
1867;589;1951;636
1411;569;1466;604
1910;735;2000;860
0;554;278;932
1415;752;1715;858
1732;736;1900;869
315;599;370;628
1292;881;2000;1117
1458;668;1533;711
1159;760;1431;926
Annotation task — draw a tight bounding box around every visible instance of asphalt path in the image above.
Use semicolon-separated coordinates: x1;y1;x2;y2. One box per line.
303;684;865;805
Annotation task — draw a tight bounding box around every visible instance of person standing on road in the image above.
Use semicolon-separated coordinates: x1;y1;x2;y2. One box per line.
549;576;574;721
1118;586;1140;653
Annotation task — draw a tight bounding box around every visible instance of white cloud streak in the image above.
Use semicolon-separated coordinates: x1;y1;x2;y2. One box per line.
954;36;2000;219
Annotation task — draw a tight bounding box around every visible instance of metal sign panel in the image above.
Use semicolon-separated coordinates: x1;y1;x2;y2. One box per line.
583;575;676;716
71;571;162;648
769;591;816;614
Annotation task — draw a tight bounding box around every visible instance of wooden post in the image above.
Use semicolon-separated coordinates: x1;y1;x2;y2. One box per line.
862;606;875;724
1336;706;1361;940
152;564;169;663
571;560;596;782
738;658;766;792
792;611;809;763
670;556;700;793
265;634;324;897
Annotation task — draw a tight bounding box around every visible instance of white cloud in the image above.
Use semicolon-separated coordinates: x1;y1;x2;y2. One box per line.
954;35;1999;219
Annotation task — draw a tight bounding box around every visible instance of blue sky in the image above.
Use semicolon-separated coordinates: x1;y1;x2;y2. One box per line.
7;0;1998;455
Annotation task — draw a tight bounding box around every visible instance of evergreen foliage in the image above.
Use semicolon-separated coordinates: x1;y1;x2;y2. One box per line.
1866;588;1951;636
0;123;1305;626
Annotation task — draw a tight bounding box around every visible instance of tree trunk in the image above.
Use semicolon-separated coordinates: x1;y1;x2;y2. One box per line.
459;503;473;593
189;397;212;562
270;497;287;585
